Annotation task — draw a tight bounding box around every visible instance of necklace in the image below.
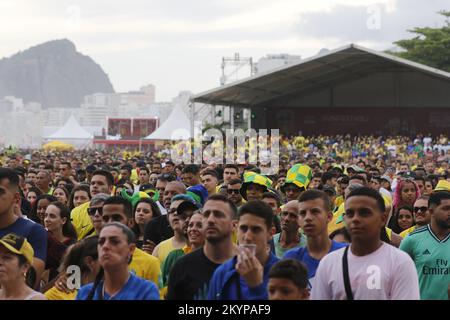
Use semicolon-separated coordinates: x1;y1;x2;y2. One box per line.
100;273;131;300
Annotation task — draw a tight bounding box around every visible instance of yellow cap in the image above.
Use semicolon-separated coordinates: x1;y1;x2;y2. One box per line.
0;233;34;265
434;180;450;192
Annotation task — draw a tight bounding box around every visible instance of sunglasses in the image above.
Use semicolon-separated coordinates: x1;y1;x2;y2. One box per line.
413;206;428;213
227;189;240;194
167;208;178;214
88;207;103;216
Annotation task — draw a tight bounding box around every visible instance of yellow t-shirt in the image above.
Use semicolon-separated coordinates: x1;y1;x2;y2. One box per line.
44;287;78;300
385;227;393;240
130;247;162;288
70;202;93;240
154;238;177;265
399;225;417;238
131;168;139;185
334;196;344;209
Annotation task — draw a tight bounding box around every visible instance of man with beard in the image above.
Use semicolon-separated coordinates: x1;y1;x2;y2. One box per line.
167;194;238;300
400;191;450;300
226;179;243;208
273;200;306;258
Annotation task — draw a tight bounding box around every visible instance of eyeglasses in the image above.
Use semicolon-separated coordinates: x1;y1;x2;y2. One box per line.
227;189;240;194
88;207;103;216
413;206;428;213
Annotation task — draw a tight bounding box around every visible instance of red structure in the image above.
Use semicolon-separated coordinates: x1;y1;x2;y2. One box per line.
94;117;159;148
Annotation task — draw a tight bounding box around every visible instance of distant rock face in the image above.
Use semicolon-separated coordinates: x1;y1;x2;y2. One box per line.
0;39;114;108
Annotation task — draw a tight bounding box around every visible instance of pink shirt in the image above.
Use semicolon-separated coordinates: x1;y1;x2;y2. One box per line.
311;242;420;300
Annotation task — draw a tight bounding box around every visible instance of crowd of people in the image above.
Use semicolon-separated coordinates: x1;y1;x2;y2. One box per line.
0;133;449;300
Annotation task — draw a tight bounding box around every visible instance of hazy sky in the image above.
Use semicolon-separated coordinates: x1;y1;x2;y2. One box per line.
0;0;447;101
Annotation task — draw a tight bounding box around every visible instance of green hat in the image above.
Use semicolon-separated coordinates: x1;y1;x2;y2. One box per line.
240;171;273;200
120;189;151;207
281;163;312;192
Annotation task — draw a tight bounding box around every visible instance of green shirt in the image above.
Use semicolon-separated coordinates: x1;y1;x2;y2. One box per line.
400;225;450;300
161;248;185;287
273;232;307;259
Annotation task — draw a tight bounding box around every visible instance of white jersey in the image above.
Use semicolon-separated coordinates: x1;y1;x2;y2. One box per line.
311;242;420;300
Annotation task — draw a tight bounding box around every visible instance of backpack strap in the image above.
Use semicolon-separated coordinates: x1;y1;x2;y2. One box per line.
342;246;354;300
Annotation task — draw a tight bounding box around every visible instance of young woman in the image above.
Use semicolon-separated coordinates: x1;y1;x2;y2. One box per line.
132;198;161;248
0;234;46;300
26;187;42;207
44;202;78;282
393;178;419;211
23;179;37;197
55;178;74;195
30;194;58;224
76;223;160;300
423;178;434;196
52;186;70;206
395;206;415;233
390;179;420;230
68;184;91;211
44;237;100;300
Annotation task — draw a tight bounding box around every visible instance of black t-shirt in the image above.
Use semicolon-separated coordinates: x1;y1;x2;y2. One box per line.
143;215;173;245
167;247;221;300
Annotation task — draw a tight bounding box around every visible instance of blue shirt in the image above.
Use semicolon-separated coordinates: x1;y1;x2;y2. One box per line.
76;273;160;300
283;240;348;288
207;253;279;300
0;217;47;261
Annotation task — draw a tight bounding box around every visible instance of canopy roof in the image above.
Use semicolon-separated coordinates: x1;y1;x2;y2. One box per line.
143;104;192;140
192;44;450;108
46;115;93;139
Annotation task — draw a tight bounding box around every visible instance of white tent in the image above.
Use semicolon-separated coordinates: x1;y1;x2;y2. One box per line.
44;115;93;148
144;104;195;140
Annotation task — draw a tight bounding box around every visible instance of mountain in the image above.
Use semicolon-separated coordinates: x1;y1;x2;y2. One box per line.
0;39;114;108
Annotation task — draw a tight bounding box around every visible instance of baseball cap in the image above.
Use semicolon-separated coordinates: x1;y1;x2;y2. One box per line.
347;165;365;173
380;175;392;184
0;233;34;265
186;185;208;206
172;194;201;216
177;201;201;217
